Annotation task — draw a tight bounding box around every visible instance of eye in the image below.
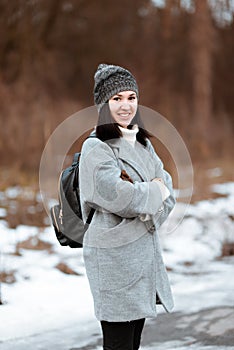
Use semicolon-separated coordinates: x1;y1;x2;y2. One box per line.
129;96;136;101
113;96;120;101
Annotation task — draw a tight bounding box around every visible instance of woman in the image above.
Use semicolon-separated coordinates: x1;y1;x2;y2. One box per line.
79;63;176;350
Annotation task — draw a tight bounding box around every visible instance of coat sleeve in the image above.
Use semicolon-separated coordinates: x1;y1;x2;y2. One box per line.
146;140;176;228
79;139;164;218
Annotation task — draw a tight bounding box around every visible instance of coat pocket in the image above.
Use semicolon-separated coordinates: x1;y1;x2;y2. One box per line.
97;244;145;292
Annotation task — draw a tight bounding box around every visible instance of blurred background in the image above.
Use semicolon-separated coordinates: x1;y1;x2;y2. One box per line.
0;0;233;223
0;1;234;346
0;0;234;177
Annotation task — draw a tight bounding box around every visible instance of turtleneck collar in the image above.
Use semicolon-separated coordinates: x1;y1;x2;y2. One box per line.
118;124;139;147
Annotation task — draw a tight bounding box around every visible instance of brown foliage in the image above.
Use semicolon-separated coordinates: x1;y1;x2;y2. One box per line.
221;242;234;256
0;0;233;172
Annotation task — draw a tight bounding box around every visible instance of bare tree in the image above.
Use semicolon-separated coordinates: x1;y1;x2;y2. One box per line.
189;0;215;157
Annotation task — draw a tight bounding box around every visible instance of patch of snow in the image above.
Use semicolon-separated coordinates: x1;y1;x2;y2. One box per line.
211;182;234;196
4;186;23;199
206;167;223;178
0;246;93;341
0;208;7;217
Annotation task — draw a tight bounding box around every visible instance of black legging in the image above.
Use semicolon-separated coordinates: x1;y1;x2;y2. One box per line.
100;318;145;350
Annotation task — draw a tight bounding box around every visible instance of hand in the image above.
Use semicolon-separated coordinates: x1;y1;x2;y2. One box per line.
152;178;170;201
152;177;164;184
120;170;134;183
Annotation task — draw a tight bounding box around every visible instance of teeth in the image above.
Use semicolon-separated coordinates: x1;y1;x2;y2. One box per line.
119;114;129;117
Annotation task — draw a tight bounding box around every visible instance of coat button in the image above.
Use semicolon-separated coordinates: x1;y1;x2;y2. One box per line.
149;225;155;233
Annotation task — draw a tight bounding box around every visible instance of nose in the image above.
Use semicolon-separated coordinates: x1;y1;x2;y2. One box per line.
120;100;131;111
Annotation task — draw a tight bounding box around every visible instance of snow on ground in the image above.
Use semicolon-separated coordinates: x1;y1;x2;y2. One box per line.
0;182;234;346
0;224;94;341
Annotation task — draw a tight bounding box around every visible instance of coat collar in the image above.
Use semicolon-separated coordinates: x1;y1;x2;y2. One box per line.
106;137;150;181
89;129;151;181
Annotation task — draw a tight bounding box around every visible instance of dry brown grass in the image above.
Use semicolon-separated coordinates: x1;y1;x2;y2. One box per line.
55;262;82;276
190;157;234;203
0;270;16;284
221;242;234;257
16;236;53;252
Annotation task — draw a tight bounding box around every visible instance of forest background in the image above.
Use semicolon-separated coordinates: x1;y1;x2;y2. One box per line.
0;0;233;199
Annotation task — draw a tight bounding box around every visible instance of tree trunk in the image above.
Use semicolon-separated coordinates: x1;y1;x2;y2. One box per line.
189;0;215;158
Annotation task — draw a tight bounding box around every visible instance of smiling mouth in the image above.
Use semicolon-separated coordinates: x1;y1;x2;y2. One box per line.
118;113;130;117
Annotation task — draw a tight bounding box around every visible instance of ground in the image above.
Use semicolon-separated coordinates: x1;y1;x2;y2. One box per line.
0;181;234;349
0;306;233;349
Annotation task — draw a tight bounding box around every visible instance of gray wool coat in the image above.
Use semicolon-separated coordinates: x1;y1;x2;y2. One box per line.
79;130;176;322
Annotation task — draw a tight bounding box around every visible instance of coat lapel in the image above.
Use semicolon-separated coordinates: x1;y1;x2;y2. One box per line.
89;130;153;181
107;138;150;181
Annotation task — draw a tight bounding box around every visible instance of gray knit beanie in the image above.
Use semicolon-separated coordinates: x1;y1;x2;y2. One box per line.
93;63;139;113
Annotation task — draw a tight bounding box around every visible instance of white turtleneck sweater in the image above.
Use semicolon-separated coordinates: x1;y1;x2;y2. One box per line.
118;124;139;148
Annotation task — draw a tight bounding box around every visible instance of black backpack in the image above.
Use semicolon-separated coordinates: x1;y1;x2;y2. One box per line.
50;146;95;248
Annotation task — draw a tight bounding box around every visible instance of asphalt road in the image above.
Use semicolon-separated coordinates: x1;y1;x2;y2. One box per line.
0;306;233;350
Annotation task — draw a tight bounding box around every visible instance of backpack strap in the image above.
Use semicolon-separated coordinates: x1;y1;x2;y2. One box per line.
81;133;96;228
84;207;95;231
72;153;80;166
82;132;113;230
86;207;95;224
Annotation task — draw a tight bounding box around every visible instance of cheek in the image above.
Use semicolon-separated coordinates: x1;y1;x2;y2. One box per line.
132;102;138;114
108;104;119;122
108;102;117;115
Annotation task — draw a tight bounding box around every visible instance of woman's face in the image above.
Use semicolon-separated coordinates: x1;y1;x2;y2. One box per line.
108;90;138;128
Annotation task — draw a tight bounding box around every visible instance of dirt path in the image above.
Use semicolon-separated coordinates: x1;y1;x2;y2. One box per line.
0;306;233;350
141;306;234;349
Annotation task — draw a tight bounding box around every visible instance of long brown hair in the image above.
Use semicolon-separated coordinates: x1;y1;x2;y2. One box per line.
96;103;151;147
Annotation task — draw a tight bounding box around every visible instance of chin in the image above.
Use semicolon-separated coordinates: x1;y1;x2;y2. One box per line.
118;119;132;127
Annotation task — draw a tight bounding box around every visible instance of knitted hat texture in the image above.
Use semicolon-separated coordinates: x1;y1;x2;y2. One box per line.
93;63;139;112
